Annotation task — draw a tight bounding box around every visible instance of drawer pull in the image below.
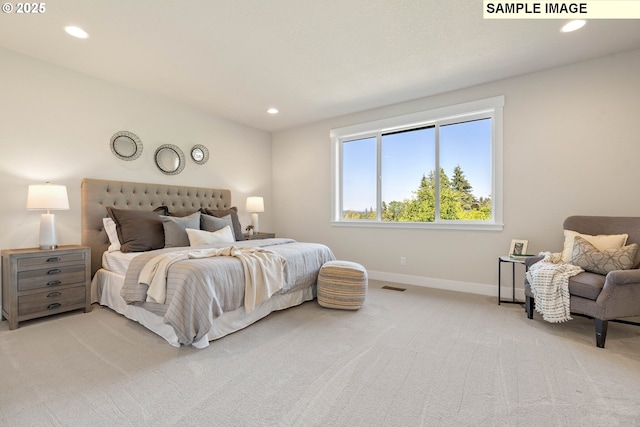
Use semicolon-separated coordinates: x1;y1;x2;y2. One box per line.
46;257;62;263
47;268;62;275
47;280;62;287
47;303;61;310
47;292;62;298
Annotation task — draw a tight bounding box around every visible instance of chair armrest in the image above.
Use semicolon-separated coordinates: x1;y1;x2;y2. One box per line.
596;269;640;318
525;256;544;269
602;269;640;285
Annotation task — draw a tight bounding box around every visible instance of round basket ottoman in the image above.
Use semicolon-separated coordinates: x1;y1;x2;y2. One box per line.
317;260;367;310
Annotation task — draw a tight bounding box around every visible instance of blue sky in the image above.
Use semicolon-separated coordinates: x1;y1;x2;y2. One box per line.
342;119;491;211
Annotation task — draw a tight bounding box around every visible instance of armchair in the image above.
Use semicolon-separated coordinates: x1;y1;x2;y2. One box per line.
524;216;640;348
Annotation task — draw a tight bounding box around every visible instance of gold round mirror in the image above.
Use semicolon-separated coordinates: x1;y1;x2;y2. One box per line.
154;144;185;175
110;131;143;161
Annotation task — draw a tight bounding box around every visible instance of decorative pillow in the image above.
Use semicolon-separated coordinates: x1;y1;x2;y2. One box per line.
571;235;638;275
102;217;121;252
186;226;235;246
200;207;244;241
161;211;201;248
561;230;628;263
106;207;166;253
200;214;235;239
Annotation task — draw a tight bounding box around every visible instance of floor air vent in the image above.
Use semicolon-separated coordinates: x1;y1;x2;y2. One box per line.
382;285;406;292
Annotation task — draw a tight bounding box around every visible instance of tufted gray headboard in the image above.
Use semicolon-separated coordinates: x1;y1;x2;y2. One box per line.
81;178;232;277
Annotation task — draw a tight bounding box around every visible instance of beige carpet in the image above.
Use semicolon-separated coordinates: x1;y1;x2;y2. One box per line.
1;280;639;426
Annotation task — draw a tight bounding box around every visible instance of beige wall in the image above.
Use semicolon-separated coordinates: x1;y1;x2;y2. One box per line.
0;48;272;254
2;46;639;300
272;49;640;297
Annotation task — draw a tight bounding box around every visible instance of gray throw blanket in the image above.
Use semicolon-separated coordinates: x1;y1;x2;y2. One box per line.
140;246;286;313
525;252;583;323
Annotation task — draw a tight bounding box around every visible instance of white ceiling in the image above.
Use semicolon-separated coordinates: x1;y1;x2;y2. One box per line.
1;1;639;132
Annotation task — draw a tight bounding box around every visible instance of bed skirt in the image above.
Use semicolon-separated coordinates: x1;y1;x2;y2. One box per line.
91;269;315;348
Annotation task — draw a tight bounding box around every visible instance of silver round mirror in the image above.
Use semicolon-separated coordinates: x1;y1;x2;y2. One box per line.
110;131;143;161
154;144;185;175
190;144;209;165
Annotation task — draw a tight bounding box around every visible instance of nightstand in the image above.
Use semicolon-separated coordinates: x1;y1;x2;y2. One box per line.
243;232;276;240
2;245;91;330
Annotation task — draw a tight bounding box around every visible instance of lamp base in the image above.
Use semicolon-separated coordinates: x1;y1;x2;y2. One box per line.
39;213;58;250
251;212;259;233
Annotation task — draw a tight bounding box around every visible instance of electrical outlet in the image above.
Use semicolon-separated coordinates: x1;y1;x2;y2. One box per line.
400;256;406;266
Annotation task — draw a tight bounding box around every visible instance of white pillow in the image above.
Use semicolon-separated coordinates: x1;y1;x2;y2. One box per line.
103;217;121;252
186;226;235;246
561;230;628;263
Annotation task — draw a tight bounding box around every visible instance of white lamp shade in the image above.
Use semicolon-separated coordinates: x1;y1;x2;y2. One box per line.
27;184;69;211
245;196;264;213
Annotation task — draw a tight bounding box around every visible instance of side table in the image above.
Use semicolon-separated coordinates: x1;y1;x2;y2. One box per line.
498;255;529;305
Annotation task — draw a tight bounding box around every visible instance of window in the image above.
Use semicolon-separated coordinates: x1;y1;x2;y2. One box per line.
331;96;504;230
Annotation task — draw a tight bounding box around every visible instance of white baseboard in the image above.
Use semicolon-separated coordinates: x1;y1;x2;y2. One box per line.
367;270;526;300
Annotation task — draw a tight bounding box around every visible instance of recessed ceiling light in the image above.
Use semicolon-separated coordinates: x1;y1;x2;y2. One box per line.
561;20;586;33
64;26;89;39
267;107;279;114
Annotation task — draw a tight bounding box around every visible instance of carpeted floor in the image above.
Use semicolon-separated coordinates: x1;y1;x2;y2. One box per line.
1;280;639;426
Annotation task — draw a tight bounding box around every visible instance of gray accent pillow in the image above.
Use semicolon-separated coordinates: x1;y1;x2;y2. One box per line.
571;235;638;275
106;206;168;253
200;207;244;241
201;213;235;240
161;211;201;248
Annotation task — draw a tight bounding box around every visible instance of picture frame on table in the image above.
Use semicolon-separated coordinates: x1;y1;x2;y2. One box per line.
509;239;528;256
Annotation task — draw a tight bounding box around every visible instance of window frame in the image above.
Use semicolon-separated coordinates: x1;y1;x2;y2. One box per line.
330;96;504;231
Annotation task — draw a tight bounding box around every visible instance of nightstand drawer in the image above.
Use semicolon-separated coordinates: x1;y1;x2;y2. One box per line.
17;252;85;269
17;264;86;292
243;232;276;240
18;286;86;316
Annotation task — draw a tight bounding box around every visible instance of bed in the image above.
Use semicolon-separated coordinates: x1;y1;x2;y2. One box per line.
81;178;335;348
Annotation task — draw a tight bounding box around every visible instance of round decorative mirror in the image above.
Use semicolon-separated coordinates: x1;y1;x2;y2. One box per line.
190;144;209;165
154;144;185;175
110;131;143;161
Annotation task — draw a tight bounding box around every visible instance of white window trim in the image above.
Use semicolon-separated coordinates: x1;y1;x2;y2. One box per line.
330;96;504;231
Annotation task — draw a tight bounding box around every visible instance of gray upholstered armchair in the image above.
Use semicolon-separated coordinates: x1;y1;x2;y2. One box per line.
524;216;640;348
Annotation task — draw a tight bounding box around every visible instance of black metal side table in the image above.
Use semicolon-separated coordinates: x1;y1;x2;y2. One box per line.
498;256;528;305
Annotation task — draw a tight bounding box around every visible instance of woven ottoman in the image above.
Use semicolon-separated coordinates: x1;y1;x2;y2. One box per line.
317;260;367;310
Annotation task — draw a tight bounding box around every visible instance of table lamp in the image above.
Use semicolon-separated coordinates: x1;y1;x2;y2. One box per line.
27;182;69;249
245;196;264;233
